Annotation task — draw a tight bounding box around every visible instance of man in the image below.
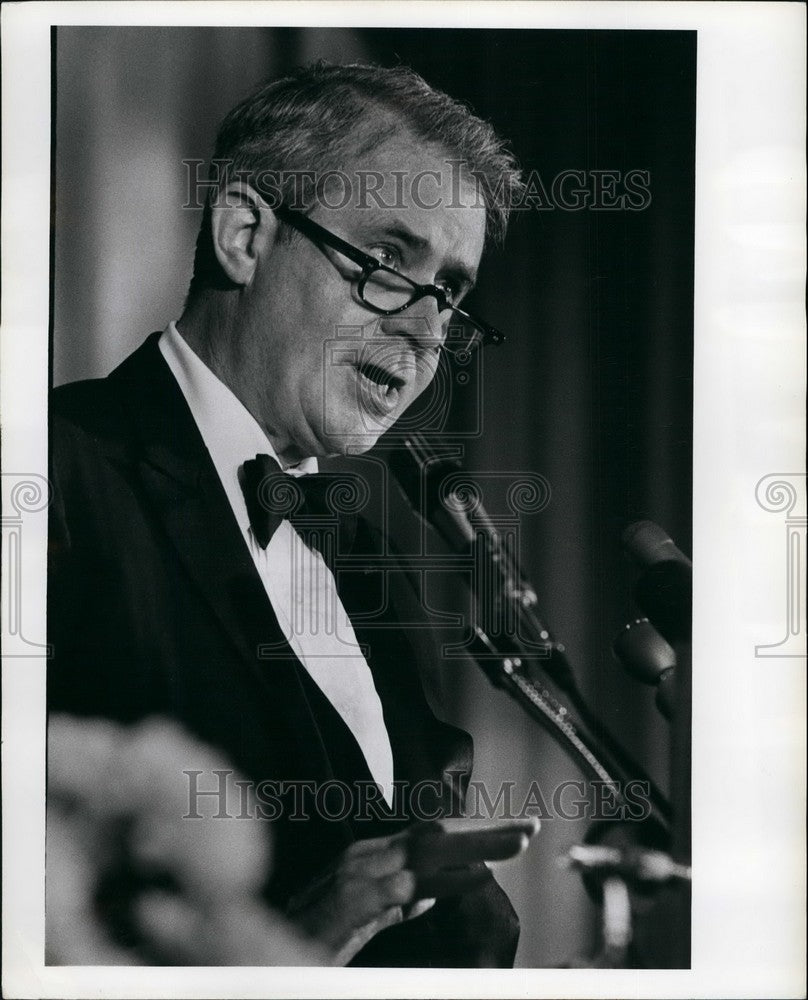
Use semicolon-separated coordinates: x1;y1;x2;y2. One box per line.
48;62;528;966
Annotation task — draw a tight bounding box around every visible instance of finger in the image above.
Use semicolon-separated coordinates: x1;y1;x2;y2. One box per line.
407;829;530;874
332;905;404;966
374;903;406;935
343;845;406;879
294;838;405;913
403;897;436;921
344;833;402;858
414;865;492;899
408;818;540;840
348;869;416;927
378;869;416;909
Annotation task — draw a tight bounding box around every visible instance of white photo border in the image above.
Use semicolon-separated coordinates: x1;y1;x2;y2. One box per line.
2;2;805;998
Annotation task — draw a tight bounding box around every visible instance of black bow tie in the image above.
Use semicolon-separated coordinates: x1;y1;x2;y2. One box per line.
240;454;360;557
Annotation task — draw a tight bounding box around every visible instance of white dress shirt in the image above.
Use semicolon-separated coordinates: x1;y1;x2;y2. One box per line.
159;323;395;805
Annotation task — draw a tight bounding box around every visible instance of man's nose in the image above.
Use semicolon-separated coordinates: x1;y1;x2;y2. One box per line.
377;301;446;354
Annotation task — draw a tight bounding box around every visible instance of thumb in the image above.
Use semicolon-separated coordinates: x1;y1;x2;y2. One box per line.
403;897;436;921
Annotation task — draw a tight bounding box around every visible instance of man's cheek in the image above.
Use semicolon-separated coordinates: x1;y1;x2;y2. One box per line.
410;362;440;404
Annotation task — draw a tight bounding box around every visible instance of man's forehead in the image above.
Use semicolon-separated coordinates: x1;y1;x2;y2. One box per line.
315;129;487;268
315;118;483;208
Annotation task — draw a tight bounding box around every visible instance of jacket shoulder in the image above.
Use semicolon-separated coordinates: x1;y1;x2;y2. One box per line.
50;377;131;468
50;333;163;446
51;375;119;422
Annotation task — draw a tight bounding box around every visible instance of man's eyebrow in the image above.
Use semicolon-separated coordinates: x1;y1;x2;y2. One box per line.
361;216;429;253
443;258;478;290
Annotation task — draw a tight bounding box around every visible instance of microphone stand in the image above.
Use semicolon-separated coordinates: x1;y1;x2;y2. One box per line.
389;434;672;838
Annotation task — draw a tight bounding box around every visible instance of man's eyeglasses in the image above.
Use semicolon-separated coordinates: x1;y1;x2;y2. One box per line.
274;205;505;356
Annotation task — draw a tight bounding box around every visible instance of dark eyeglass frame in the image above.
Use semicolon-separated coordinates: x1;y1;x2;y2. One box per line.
274;205;505;351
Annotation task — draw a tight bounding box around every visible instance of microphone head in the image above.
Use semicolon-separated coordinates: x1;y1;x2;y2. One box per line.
613;617;676;685
622;520;691;571
622;521;692;642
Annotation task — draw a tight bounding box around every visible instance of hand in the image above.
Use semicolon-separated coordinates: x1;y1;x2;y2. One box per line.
286;819;538;965
286;834;427;965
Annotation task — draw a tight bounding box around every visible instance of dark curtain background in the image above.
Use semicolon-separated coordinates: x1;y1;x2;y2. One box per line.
53;26;694;967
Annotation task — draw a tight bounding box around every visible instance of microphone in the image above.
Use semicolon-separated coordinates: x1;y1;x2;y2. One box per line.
612;617;676;719
386;444;475;551
621;521;691;644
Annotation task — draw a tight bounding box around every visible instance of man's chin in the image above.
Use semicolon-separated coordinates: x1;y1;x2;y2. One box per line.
322;428;386;457
320;406;399;456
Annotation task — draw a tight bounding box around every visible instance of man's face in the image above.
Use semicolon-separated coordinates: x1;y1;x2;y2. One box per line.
232;129;487;462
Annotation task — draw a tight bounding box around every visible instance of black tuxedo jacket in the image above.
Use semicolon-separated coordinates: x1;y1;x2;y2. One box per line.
48;333;519;966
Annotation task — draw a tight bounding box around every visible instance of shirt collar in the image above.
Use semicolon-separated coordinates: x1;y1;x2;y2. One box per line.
158;322;317;533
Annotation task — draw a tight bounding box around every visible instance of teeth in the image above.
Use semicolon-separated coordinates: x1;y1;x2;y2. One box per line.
359;369;392;393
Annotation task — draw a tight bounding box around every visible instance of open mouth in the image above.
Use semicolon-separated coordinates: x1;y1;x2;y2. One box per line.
355;359;406;397
353;358;408;420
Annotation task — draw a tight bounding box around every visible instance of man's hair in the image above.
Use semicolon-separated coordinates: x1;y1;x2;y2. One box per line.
188;61;523;298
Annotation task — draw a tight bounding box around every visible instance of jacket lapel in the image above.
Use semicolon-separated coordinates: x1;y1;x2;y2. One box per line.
108;334;334;782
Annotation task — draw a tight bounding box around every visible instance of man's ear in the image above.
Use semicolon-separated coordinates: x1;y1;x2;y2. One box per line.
209;182;279;286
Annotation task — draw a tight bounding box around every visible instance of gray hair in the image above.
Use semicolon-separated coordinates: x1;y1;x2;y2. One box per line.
188;61;523;296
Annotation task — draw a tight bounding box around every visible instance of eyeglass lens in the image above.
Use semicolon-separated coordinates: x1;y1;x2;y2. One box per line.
361;270;482;354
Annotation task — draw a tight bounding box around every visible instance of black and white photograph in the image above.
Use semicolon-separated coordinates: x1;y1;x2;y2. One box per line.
1;3;804;998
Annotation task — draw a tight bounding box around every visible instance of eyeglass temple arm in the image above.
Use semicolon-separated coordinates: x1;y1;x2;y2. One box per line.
274;204;378;272
453;308;505;346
